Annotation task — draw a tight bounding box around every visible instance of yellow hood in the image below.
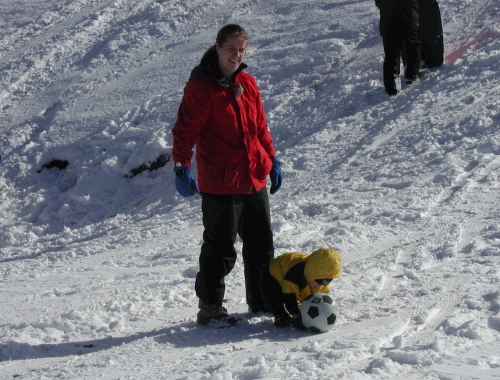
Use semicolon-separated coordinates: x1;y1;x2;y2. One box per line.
304;248;342;282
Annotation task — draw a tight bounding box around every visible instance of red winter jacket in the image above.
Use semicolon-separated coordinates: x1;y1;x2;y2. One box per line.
172;59;276;194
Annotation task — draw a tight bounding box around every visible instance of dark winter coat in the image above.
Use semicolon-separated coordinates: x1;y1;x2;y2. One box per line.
375;0;421;37
172;53;276;195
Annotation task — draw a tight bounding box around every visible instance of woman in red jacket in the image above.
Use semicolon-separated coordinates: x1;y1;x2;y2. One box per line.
171;24;282;326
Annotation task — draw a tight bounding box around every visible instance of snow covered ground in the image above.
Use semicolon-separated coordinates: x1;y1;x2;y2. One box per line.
1;0;499;378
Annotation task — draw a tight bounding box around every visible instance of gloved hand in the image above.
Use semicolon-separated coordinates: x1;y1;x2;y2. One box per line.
292;313;308;331
174;166;199;197
269;157;282;195
273;311;292;328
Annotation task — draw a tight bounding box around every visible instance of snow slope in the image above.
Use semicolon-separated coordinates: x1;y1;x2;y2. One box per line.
1;0;499;378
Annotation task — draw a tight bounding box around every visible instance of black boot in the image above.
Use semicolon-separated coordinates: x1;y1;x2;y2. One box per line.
197;300;239;326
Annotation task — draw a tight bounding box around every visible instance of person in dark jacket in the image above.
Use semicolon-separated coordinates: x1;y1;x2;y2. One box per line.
376;0;422;95
171;24;282;326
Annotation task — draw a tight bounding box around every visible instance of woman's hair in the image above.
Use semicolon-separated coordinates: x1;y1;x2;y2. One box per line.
200;24;249;66
215;24;248;46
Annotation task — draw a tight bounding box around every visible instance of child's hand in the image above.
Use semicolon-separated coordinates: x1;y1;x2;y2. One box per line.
273;312;292;328
292;315;308;331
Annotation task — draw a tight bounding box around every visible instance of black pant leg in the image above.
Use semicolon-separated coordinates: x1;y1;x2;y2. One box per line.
403;0;422;77
261;271;285;316
382;33;403;93
196;193;243;305
238;188;275;308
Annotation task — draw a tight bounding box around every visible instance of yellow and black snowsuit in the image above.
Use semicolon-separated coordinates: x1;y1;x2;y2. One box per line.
267;248;341;317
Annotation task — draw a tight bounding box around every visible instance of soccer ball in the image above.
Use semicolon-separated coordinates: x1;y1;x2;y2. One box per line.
300;293;339;333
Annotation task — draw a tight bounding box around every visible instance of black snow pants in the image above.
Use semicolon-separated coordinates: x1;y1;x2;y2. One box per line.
195;188;274;308
379;0;421;89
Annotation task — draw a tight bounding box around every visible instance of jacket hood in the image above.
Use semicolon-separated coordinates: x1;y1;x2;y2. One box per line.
189;51;247;83
304;248;342;281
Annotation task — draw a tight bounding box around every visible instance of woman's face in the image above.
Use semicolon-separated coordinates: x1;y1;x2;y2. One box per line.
216;35;247;79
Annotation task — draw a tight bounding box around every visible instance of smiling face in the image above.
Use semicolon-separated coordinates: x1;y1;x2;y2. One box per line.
216;35;248;80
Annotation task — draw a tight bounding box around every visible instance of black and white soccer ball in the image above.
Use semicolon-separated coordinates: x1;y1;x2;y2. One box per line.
299;293;339;333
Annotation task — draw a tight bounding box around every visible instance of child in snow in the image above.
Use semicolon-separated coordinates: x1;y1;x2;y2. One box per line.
263;248;342;329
